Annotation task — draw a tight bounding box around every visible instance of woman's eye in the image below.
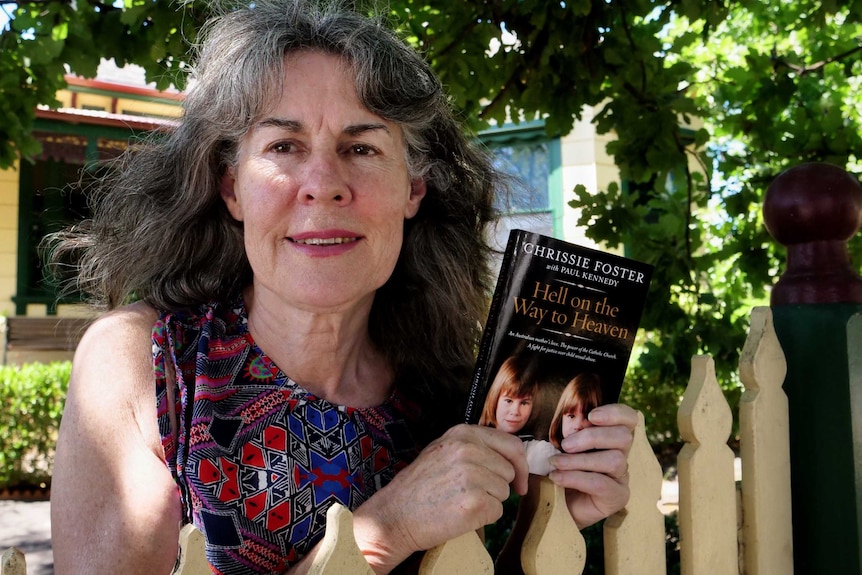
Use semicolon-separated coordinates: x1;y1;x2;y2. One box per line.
351;144;375;155
271;142;293;154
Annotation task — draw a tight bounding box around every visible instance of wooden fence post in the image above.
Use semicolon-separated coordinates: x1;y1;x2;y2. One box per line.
763;162;862;574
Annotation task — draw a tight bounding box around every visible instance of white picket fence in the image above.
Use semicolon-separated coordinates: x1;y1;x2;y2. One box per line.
0;306;793;575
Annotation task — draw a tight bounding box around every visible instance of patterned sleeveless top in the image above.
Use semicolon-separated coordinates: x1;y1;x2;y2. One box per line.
153;297;421;573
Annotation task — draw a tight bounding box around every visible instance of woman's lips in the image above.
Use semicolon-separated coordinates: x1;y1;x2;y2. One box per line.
289;236;358;246
287;230;362;256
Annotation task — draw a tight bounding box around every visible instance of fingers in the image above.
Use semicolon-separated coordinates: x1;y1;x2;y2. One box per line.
559;403;637;455
559;423;634;454
549;447;629;481
548;403;637;529
561;471;632;529
437;424;529;495
586;403;639;430
355;424;529;557
474;425;530;495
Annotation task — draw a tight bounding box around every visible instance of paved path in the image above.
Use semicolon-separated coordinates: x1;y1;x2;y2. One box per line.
0;499;53;575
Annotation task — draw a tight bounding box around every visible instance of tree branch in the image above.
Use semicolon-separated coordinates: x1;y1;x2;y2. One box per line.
773;42;862;75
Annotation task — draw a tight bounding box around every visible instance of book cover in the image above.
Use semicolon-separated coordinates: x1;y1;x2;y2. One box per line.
465;229;653;473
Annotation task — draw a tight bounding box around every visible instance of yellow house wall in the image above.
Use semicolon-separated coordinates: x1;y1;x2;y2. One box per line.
557;107;706;254
558;106;619;252
0;161;19;318
74;93;114;111
55;87;183;119
118;99;182;118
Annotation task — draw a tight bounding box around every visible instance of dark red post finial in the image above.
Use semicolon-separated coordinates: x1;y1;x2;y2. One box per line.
763;162;862;305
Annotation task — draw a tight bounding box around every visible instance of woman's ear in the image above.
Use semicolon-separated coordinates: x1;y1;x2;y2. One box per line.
404;178;427;219
220;168;243;221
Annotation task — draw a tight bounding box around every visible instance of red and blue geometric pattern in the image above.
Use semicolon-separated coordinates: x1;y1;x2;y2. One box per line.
154;297;420;574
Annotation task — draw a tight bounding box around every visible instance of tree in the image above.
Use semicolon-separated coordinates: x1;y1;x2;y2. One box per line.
3;0;862;446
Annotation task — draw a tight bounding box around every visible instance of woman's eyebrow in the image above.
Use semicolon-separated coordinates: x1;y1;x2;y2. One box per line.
257;117;303;131
344;123;391;137
255;119;391;138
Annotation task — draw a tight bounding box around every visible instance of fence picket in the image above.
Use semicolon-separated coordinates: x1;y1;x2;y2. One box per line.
308;503;375;575
739;306;793;575
521;476;586;575
170;523;211;575
604;412;666;575
677;355;738;575
420;531;493;574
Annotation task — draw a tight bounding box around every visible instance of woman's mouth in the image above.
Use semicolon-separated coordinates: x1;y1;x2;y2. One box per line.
290;237;359;246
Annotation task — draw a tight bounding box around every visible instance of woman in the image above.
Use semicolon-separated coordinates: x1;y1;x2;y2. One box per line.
48;1;637;573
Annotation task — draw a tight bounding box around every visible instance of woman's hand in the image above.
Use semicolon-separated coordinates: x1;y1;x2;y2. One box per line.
548;403;638;529
351;424;529;573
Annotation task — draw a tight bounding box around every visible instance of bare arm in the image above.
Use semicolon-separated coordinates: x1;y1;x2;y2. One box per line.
51;302;182;574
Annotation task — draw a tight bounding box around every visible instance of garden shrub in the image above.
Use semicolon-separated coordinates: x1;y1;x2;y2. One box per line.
0;361;71;489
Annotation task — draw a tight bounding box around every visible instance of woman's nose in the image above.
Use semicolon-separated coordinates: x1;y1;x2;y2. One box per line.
298;152;352;205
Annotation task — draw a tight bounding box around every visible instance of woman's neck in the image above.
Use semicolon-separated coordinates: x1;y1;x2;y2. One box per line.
243;286;394;408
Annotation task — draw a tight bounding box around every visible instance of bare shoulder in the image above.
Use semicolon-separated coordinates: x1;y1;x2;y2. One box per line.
72;301;158;394
78;300;158;352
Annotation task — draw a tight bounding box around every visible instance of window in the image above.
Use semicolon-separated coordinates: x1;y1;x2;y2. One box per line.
479;121;562;250
490;140;551;212
14;126;130;314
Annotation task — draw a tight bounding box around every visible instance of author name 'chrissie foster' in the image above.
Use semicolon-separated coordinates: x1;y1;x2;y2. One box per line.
523;242;647;285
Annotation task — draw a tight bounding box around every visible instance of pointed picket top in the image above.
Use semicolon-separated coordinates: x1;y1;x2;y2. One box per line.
309;504;375;575
521;476;586;575
0;547;26;575
420;530;493;575
739;306;787;392
678;355;733;446
604;411;666;575
171;524;210;575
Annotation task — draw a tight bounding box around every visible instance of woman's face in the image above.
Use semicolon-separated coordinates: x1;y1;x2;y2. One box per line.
221;51;425;312
495;394;533;434
562;406;593;438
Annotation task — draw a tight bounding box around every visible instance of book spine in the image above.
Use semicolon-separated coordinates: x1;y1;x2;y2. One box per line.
464;229;525;424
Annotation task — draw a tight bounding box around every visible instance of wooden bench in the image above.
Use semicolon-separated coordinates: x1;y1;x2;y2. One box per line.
2;316;94;364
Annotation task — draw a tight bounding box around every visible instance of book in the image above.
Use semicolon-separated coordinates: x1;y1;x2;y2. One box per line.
464;229;653;472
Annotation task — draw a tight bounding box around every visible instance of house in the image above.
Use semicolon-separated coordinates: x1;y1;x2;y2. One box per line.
0;62;183;363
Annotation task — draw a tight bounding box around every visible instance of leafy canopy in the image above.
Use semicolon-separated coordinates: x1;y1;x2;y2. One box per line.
3;0;862;444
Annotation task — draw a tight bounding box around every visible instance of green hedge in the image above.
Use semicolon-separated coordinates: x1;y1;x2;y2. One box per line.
0;361;71;489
